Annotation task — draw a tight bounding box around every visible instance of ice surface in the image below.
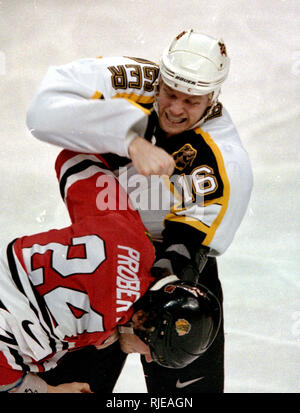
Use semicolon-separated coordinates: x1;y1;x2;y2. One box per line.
0;0;299;393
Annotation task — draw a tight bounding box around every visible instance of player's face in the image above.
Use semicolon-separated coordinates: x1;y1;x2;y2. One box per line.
157;81;211;137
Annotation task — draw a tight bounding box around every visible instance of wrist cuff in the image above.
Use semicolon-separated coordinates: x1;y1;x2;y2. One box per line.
9;373;48;393
125;131;139;157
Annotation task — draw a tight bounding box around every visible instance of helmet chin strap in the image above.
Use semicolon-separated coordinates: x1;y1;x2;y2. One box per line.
190;93;220;129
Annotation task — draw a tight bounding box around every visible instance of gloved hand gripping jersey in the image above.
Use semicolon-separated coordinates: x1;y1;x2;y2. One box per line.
152;240;209;284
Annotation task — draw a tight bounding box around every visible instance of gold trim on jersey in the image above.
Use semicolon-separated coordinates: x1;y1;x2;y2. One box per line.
164;128;230;247
162;175;191;213
203;197;223;207
112;93;153;115
205;102;223;122
91;90;103;99
112;92;154;104
195;128;230;246
91;90;152;115
163;214;212;242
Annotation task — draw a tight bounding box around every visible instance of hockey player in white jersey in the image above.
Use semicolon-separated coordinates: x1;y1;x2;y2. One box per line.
26;30;253;393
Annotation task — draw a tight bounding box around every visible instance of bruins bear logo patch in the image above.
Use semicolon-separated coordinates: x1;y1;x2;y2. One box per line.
172;144;197;171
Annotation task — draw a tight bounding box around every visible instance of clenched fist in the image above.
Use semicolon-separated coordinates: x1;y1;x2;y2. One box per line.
128;137;175;176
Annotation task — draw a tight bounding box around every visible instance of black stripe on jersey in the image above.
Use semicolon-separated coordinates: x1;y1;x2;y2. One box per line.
6;241;59;354
7;239;26;296
100;153;131;171
59;159;109;200
0;329;18;346
144;110;158;142
22;283;60;353
9;347;30;373
0;299;7;310
139;102;154;111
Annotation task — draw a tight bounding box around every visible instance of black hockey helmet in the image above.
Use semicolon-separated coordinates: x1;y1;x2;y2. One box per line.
134;275;222;369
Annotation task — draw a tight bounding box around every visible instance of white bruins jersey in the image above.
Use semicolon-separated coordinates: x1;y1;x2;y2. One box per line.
27;56;253;256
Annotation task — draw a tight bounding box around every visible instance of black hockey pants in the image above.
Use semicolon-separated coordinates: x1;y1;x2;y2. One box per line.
141;257;224;393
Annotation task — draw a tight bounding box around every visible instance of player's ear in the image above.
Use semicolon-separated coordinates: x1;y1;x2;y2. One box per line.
131;309;148;329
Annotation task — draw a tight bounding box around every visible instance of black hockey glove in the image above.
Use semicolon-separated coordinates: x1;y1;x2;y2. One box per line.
152;243;209;284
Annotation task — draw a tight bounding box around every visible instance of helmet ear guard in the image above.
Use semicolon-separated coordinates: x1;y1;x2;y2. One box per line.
134;277;222;369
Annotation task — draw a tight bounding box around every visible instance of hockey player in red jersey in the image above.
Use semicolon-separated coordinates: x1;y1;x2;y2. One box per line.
0;149;155;392
0;150;222;393
26;30;253;392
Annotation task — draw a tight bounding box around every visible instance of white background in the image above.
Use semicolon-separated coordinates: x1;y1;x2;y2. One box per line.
0;0;299;393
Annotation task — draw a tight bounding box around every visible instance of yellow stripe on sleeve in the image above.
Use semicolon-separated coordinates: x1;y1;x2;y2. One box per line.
164;213;211;233
91;90;102;99
196;128;230;246
112;93;153;115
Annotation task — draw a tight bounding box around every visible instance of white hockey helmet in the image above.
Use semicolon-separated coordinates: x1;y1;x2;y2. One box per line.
159;29;230;101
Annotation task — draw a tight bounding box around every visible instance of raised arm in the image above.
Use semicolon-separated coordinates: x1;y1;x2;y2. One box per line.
26;57;157;157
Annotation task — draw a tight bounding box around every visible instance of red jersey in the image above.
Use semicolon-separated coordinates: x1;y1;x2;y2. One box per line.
0;150;155;386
